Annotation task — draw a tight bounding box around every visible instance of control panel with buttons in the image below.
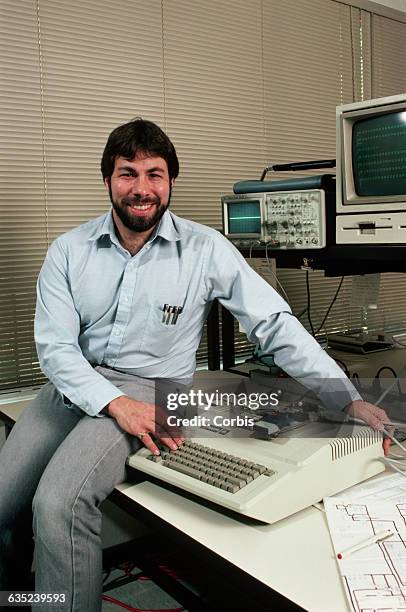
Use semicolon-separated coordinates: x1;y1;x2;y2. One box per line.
263;189;326;249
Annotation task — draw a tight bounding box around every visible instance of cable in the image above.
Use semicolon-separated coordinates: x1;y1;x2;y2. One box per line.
333;358;350;377
380;457;406;478
386;449;406;461
374;363;406;404
391;336;406;349
248;240;259;259
305;270;315;336
351;372;363;394
379;426;406;479
260;166;272;181
315;276;344;335
247;242;291;304
296;306;308;321
375;366;398;379
375;366;403;396
264;243;291;304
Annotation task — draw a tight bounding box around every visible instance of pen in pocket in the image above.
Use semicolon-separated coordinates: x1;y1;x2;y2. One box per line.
162;304;183;325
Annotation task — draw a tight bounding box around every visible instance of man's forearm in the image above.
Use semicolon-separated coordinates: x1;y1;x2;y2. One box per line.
37;346;124;416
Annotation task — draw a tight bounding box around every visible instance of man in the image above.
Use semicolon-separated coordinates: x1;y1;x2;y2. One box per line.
0;119;390;611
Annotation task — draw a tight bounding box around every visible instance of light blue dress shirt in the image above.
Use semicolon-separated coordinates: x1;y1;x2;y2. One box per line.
35;209;360;416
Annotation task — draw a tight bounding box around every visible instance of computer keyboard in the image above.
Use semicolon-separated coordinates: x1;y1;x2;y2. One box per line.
127;422;385;524
144;440;274;494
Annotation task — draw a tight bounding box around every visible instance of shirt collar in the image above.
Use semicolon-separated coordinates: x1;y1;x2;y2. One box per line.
88;211;119;246
154;210;181;242
88;209;180;244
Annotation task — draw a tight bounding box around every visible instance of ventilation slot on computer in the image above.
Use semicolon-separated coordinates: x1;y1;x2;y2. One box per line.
330;430;381;461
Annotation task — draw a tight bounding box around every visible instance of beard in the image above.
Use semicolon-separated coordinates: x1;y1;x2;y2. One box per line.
109;186;171;233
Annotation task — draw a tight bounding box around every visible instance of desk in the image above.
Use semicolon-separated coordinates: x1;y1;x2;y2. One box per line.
0;398;33;437
112;479;347;612
327;345;406;378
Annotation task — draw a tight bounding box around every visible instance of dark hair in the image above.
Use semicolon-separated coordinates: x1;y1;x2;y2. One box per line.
101;118;179;181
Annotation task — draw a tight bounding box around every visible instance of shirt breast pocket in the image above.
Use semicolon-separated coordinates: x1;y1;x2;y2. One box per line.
140;304;186;357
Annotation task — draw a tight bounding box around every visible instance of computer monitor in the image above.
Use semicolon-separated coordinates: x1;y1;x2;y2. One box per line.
221;193;264;245
336;92;406;214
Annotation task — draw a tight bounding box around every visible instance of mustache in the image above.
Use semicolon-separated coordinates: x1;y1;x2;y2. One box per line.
121;195;160;206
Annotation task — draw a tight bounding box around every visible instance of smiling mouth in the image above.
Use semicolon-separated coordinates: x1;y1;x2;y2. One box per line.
125;202;158;218
129;203;153;210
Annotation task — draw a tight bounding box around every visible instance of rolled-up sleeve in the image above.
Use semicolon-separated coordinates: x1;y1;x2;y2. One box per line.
206;235;361;411
34;239;124;416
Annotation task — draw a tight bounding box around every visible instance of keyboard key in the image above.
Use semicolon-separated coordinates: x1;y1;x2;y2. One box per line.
164;461;206;481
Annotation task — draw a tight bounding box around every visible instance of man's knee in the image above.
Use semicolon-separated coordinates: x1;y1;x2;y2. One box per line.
32;480;71;536
32;472;102;541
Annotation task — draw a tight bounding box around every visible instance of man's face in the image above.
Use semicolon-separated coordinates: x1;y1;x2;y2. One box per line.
106;154;173;233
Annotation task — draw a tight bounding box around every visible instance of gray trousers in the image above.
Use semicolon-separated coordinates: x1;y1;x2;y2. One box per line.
0;368;169;612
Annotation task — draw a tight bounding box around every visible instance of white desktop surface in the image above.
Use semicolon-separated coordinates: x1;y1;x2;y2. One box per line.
116;480;348;612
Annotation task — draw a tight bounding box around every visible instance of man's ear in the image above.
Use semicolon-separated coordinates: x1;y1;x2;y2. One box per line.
104;177;110;190
170;178;175;188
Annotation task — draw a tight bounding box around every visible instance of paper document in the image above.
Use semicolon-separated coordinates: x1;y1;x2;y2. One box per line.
324;494;406;612
333;472;406;504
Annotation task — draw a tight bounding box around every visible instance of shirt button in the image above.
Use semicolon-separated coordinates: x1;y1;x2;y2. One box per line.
123;296;129;303
114;329;121;337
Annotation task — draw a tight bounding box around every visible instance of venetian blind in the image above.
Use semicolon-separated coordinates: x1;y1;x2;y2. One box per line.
371;12;406;98
1;0;166;390
37;0;165;242
161;0;266;228
2;0;406;391
0;1;47;389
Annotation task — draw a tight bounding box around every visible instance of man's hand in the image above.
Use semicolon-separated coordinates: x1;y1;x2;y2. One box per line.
344;399;391;455
105;395;184;455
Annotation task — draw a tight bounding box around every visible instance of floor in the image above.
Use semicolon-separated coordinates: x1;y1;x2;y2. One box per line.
101;536;200;612
102;548;190;612
100;534;270;612
102;569;186;612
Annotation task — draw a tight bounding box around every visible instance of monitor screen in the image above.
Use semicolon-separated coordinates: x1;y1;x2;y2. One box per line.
227;200;262;235
352;110;406;197
336;93;406;214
